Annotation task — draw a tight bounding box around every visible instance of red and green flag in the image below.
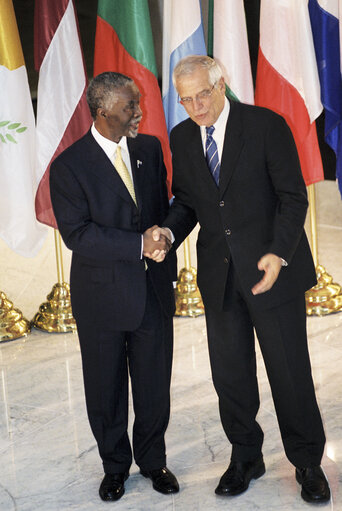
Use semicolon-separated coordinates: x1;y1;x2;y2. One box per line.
94;0;172;195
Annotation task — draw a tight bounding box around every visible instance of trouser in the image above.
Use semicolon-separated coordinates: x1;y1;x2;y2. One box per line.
77;274;174;474
205;262;325;468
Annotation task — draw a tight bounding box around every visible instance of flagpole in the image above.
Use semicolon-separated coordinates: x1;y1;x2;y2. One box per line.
54;228;63;284
175;236;204;317
32;229;77;333
58;231;65;283
207;0;214;58
305;184;342;315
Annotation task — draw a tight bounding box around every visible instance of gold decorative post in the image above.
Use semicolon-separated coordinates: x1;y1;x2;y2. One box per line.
32;230;77;332
0;291;30;342
175;236;204;317
305;184;342;315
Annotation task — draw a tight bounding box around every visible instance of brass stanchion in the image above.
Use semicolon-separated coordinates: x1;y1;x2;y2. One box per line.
0;291;30;342
32;229;77;332
175;236;204;317
305;184;342;315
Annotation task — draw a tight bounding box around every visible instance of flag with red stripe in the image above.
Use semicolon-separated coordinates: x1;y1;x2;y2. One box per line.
94;0;172;195
255;0;324;186
34;0;92;228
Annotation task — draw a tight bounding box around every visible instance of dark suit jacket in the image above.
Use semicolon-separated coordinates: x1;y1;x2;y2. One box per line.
164;100;316;311
50;131;176;331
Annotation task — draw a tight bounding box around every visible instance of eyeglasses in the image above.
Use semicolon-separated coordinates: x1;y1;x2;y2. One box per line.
178;83;217;106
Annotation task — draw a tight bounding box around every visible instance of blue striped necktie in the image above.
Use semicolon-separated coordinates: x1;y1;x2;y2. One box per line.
205;125;220;186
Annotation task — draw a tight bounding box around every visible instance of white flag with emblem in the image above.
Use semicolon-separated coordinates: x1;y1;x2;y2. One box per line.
0;0;47;257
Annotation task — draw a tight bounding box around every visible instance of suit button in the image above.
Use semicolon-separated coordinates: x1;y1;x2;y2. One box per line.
219;200;225;207
225;228;231;235
224;257;229;264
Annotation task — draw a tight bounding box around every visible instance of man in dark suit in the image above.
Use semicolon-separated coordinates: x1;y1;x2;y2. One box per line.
154;55;329;504
50;72;179;502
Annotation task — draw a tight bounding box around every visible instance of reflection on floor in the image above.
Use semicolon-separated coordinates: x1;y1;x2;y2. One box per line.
0;181;341;510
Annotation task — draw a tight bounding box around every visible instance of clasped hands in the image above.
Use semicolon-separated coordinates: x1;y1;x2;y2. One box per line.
143;226;171;262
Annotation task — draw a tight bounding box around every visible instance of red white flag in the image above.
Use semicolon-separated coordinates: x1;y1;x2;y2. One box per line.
255;0;324;186
34;0;92;228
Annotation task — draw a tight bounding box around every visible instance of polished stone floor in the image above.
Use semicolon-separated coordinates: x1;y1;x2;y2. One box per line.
0;181;341;510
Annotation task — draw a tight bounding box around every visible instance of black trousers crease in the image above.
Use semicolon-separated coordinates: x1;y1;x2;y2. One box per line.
76;273;173;474
205;262;325;468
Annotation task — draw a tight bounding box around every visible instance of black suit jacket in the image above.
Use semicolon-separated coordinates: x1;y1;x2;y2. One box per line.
164;100;316;311
50;131;176;331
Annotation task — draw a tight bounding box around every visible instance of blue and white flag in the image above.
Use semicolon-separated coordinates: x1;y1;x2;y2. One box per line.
309;0;342;197
162;0;207;134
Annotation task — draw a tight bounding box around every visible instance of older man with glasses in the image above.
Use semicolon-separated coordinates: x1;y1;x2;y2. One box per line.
152;55;330;505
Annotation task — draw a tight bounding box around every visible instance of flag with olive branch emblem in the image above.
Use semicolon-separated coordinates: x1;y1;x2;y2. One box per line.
0;0;47;256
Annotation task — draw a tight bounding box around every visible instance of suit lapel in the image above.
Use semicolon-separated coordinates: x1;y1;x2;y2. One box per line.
127;138;144;213
219;100;245;198
85;132;137;208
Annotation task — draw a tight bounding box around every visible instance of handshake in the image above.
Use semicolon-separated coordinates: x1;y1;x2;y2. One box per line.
143;225;172;263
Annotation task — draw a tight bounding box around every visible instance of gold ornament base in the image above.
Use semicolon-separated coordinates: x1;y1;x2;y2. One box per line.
0;291;31;342
306;265;342;316
175;267;205;317
32;282;77;333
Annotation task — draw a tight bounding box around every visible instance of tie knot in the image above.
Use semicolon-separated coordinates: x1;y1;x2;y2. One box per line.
206;126;215;137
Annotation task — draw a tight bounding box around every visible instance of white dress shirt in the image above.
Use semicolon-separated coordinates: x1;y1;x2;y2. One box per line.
200;97;230;161
91;124;133;180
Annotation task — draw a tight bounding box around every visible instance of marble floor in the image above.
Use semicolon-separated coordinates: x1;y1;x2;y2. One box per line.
0;181;342;510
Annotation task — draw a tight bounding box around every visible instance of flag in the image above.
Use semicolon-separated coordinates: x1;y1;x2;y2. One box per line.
162;0;207;134
94;0;173;195
0;0;47;257
208;0;254;105
34;0;92;228
309;0;342;197
255;0;324;186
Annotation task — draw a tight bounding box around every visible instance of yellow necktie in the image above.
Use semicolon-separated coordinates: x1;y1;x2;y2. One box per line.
114;146;137;205
114;146;147;269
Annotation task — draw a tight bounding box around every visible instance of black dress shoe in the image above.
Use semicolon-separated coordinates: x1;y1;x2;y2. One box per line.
296;466;330;503
215;456;265;496
99;472;129;501
140;467;179;494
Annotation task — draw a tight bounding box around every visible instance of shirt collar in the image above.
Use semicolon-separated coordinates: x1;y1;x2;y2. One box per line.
91;124;128;160
200;97;230;138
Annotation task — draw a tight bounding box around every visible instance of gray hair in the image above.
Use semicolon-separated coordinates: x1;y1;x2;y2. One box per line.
172;55;223;88
86;72;134;119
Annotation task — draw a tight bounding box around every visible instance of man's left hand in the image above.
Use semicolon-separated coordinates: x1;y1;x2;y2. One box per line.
251;253;283;295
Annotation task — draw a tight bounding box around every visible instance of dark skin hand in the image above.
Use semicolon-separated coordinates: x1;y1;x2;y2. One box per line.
143;225;172;261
